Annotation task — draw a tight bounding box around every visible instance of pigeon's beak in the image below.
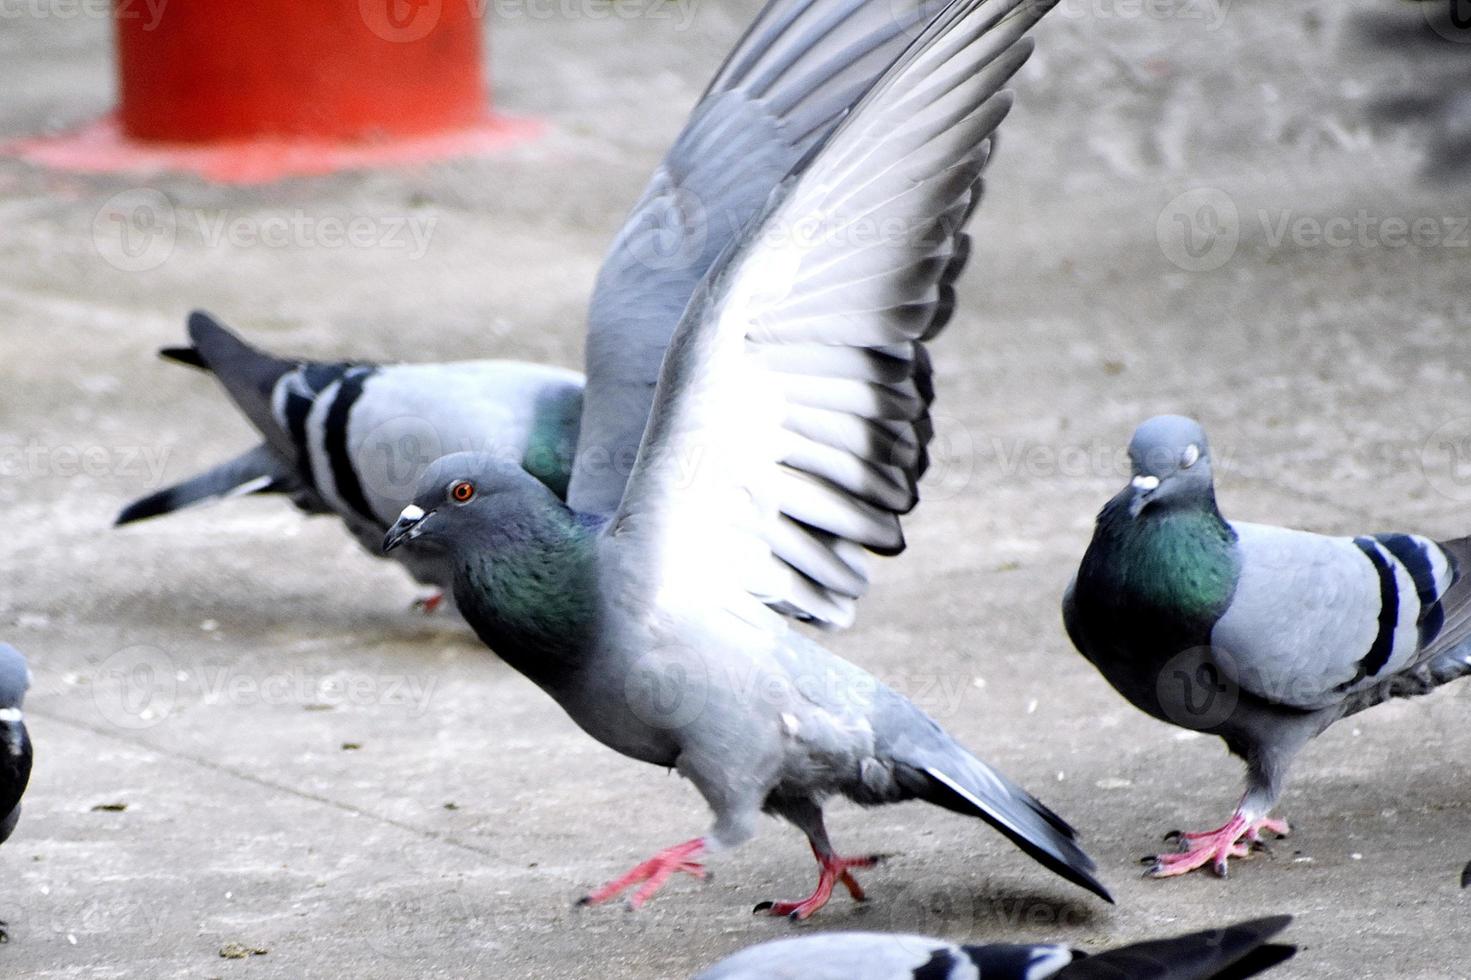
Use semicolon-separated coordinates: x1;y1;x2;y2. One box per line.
383;504;430;554
1128;474;1160;518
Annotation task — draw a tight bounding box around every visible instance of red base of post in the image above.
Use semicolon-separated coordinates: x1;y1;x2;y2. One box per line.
3;0;540;183
5;114;541;184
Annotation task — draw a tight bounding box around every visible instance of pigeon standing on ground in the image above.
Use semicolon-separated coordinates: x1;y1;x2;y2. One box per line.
119;0;959;617
116;312;583;612
385;0;1111;919
0;645;33;941
1063;415;1471;878
693;915;1296;980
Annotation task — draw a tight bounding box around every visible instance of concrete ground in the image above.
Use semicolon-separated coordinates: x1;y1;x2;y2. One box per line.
2;1;1469;976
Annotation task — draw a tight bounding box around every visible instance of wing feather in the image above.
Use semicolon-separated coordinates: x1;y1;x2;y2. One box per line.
568;0;953;516
605;0;1053;626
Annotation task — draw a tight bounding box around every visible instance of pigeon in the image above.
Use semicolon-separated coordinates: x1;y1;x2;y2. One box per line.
116;311;584;611
1353;0;1471;183
1063;415;1471;878
0;645;32;941
693;915;1296;979
385;0;1109;919
120;0;962;620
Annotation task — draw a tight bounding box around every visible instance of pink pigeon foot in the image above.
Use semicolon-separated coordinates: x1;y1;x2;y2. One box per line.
1148;812;1290;878
754;850;883;921
577;838;707;910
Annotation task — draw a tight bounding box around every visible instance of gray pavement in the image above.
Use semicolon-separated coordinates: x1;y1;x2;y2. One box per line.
2;1;1470;976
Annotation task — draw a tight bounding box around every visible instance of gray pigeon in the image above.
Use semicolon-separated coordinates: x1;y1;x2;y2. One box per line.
1063;415;1471;878
120;0;960;619
385;0;1108;918
693;915;1296;980
115;312;582;611
0;645;32;941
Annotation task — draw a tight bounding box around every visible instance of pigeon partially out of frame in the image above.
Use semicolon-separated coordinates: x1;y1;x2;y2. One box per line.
1065;415;1471;878
693;915;1296;980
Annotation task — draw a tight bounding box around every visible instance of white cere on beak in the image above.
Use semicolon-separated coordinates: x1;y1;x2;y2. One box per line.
399;504;426;522
1132;475;1161;492
1181;444;1201;469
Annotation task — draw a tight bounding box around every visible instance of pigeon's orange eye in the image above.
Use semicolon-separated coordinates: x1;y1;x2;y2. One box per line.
451;481;475;503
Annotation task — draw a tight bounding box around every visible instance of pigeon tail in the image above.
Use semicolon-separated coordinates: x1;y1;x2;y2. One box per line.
1051;915;1294;980
1345;534;1471;715
184;310;307;456
159;345;207;370
115;443;295;526
917;751;1112;903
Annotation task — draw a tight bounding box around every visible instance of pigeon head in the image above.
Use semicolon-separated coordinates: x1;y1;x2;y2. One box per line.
1124;415;1214;518
382;452;560;555
0;645;31;711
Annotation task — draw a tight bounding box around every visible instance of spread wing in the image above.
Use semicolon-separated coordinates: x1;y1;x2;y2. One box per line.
604;0;1052;627
566;0;951;516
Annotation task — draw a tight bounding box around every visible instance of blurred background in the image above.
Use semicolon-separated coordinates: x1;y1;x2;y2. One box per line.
1;1;1469;977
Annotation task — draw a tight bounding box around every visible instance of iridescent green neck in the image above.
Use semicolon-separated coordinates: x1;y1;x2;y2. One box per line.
1088;492;1240;628
453;513;599;690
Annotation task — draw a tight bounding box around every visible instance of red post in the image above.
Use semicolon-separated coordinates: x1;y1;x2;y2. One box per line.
3;0;538;183
115;0;488;143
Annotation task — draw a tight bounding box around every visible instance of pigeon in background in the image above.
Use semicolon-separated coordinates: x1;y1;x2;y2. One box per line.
0;645;33;941
1354;0;1471;183
115;311;583;612
120;0;961;621
385;0;1108;919
1064;415;1471;878
693;915;1296;979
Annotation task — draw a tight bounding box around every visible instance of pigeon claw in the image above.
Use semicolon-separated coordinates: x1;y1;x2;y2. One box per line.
1146;812;1289;880
757;852;881;921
